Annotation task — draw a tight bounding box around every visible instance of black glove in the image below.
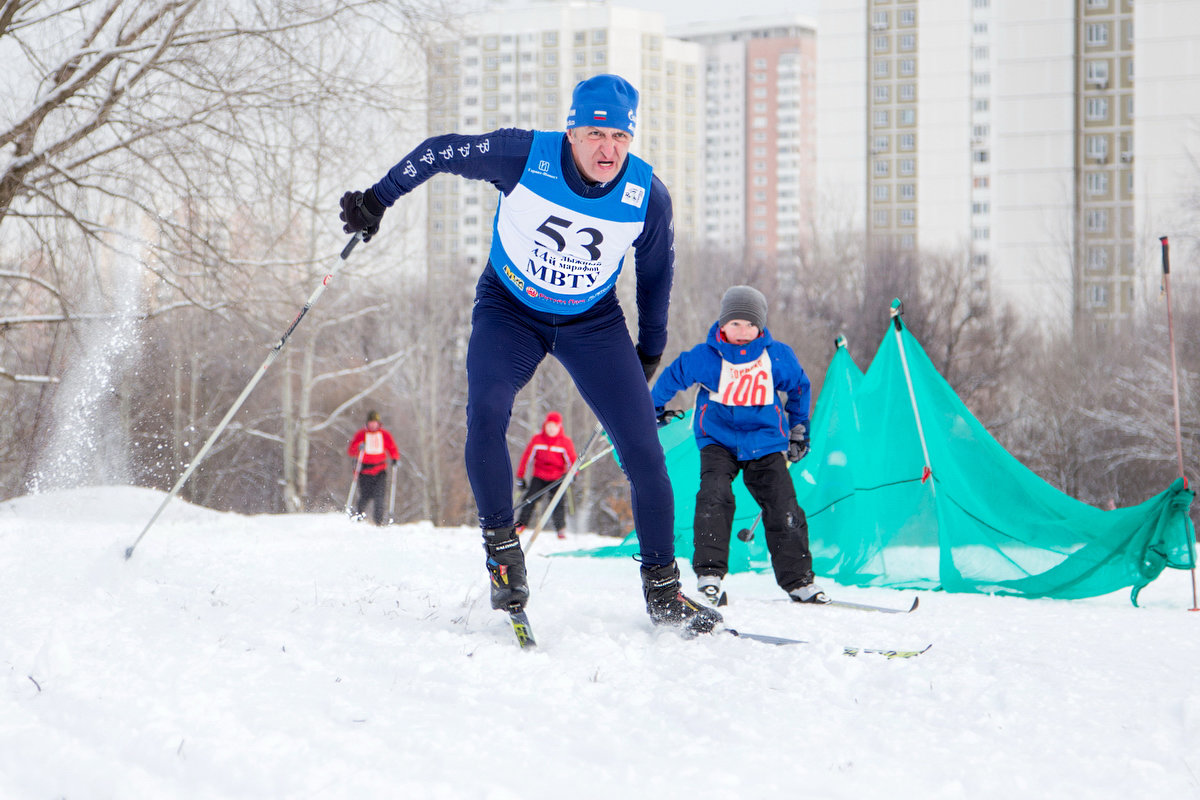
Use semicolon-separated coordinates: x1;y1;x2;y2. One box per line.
635;345;661;383
339;188;385;242
391;459;398;467
515;478;526;491
787;424;809;463
656;408;684;428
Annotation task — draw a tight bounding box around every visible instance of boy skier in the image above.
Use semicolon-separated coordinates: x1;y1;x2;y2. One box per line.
651;285;826;606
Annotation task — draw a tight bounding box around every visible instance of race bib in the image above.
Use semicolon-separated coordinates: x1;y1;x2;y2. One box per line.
364;431;385;456
713;353;774;407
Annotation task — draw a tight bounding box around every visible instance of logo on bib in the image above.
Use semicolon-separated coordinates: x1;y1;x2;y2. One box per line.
621;183;645;208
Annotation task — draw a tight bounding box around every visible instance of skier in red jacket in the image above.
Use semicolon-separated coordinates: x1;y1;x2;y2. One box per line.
346;410;401;525
515;411;577;539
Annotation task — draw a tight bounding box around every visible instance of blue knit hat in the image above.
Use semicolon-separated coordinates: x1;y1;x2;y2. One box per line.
566;74;638;135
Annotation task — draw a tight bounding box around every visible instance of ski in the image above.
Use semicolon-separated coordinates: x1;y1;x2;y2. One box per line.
724;628;930;659
823;596;919;614
508;609;537;649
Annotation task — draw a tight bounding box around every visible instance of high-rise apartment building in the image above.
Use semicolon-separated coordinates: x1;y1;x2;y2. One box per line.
680;16;818;268
424;2;703;275
817;0;1200;334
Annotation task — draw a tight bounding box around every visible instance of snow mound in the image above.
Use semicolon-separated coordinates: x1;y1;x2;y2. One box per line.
0;485;232;526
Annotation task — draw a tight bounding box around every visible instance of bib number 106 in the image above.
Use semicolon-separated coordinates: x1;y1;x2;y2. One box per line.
721;370;770;406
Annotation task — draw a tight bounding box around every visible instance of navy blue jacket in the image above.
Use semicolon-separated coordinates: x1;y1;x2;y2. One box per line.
651;322;811;461
370;128;675;358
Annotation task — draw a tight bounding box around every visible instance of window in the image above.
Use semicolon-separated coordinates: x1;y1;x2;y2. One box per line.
874;85;891;102
1086;97;1109;121
974;98;989;112
899;208;915;225
899;133;915;150
899;158;915;175
874;159;890;177
973;150;989;163
873;209;889;226
899;183;915;200
1086;60;1110;86
874;35;889;52
1087;284;1109;307
1087;247;1110;270
1086;134;1109;160
873;11;889;28
900;59;916;76
899;9;916;25
1086;172;1110;195
874;135;890;152
1086;209;1109;232
899;34;916;51
972;227;990;240
874;110;890;127
874;185;890;201
1086;23;1109;47
972;202;989;214
900;84;915;101
541;31;557;46
875;59;890;77
899;108;915;125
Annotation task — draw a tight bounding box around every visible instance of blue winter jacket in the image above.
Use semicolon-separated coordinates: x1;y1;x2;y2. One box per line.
651;322;811;461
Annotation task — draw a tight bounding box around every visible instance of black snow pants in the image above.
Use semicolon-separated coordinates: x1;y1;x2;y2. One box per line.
692;445;813;591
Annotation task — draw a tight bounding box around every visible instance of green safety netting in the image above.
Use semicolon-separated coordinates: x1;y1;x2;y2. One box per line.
566;308;1196;604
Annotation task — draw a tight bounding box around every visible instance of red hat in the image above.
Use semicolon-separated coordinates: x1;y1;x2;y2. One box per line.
544;411;563;426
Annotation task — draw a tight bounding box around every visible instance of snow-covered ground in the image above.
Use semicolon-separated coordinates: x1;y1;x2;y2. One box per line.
3;486;1199;799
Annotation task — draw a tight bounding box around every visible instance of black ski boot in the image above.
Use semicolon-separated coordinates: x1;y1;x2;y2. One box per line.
483;527;529;611
641;562;723;635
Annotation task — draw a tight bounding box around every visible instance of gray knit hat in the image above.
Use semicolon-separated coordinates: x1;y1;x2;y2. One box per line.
719;285;768;330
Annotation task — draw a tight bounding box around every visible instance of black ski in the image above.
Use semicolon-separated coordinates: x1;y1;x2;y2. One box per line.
725;628;930;659
508;609;537;649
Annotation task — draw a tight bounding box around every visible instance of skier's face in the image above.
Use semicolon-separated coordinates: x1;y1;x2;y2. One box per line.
568;126;631;184
367;420;380;431
544;421;561;437
721;320;760;346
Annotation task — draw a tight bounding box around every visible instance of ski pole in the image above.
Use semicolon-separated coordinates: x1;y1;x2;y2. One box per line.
526;422;604;550
124;233;364;560
345;447;365;519
386;460;398;525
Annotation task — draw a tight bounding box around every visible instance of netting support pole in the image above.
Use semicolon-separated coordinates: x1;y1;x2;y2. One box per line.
1159;237;1198;611
889;300;935;499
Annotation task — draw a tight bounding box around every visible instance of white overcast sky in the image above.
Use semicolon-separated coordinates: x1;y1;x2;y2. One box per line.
482;0;820;32
635;0;819;28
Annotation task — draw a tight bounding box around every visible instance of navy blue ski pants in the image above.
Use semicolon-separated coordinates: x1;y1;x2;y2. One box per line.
465;274;675;567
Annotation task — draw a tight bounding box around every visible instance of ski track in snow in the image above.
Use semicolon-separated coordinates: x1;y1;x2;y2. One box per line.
2;486;1199;799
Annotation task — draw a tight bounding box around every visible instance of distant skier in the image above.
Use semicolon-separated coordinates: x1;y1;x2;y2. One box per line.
338;73;720;635
651;285;825;606
346;411;400;526
515;411;577;539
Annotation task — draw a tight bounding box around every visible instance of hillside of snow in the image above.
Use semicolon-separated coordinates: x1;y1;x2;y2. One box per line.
3;486;1199;799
